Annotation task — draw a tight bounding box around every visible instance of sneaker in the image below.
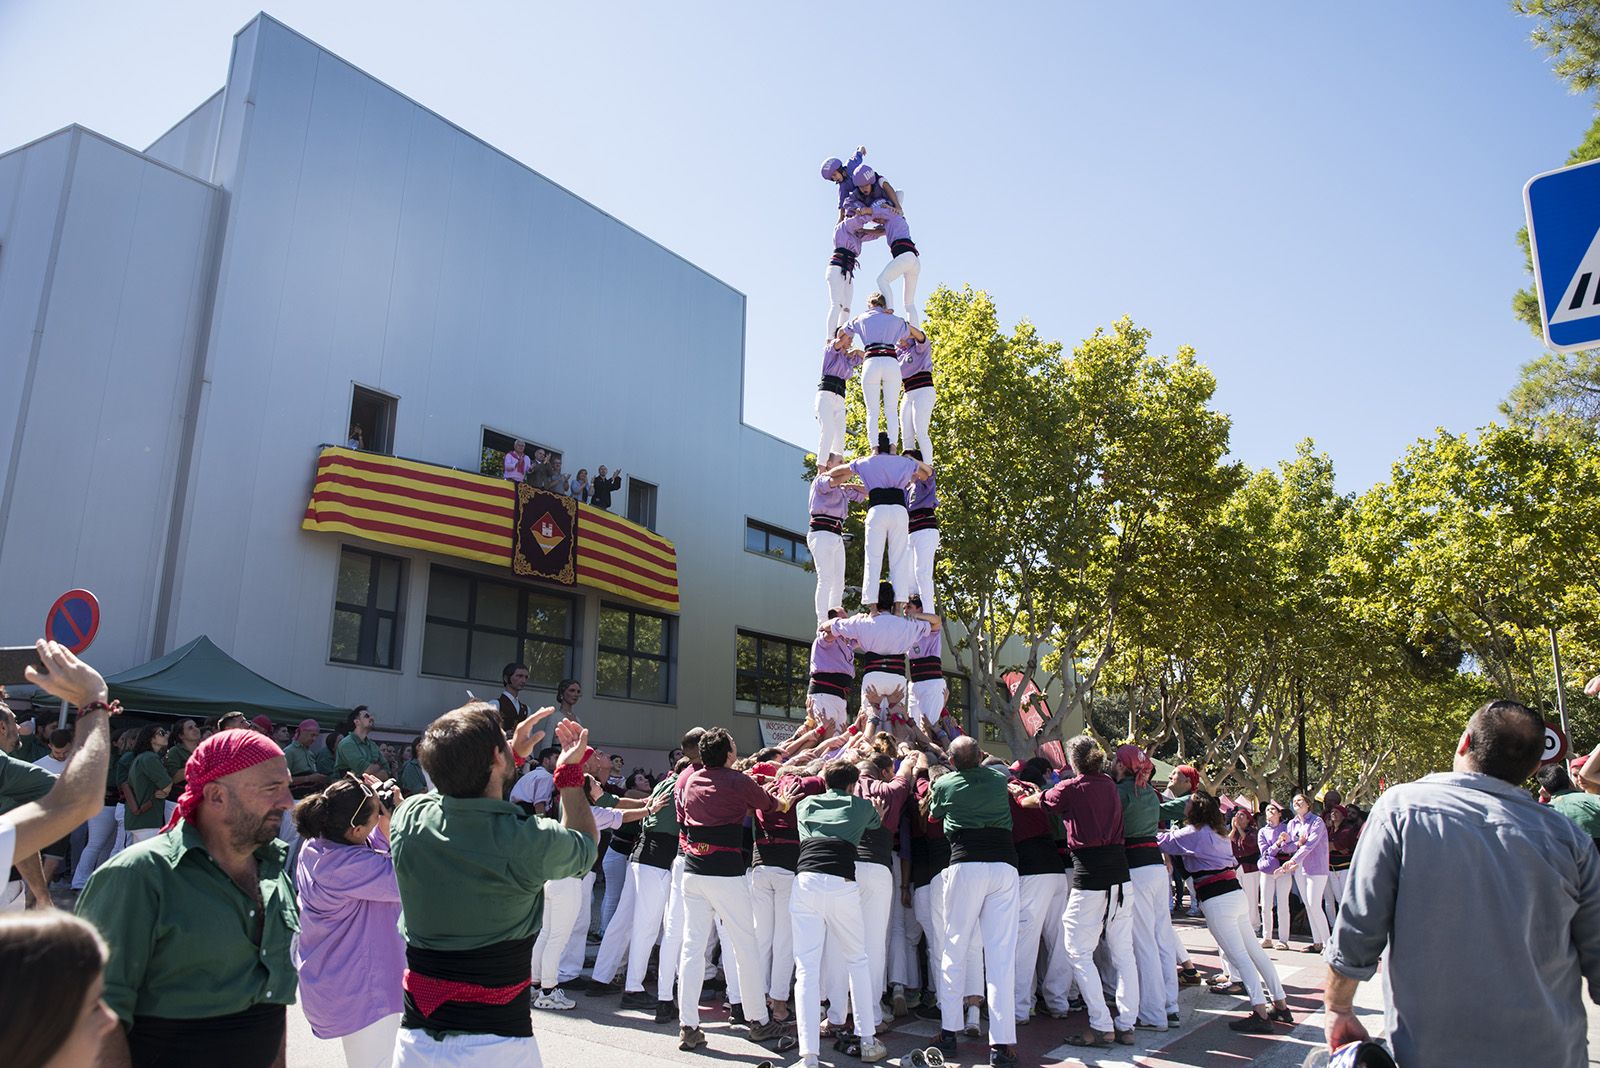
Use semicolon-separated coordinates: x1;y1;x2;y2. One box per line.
1167;1011;1182;1026
860;1037;889;1062
534;988;575;1010
678;1025;707;1051
747;1016;787;1042
1274;940;1290;950
655;999;676;1024
1067;996;1087;1013
1260;937;1274;948
936;1030;960;1057
619;989;654;1010
1269;1005;1294;1024
586;980;621;998
728;1004;747;1026
891;984;908;1018
989;1046;1019;1068
1228;1012;1273;1034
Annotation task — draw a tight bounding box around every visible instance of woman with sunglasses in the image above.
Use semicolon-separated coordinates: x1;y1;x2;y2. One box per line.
292;774;405;1068
120;725;172;846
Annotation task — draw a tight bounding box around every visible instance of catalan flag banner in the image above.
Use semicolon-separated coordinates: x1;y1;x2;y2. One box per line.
302;447;680;612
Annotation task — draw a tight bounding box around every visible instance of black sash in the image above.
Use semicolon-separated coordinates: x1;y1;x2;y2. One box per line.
682;823;748;877
864;342;897;357
1016;834;1067;876
632;829;678;870
754;825;799;871
856;824;894;867
1125;834;1164;869
810;513;844;535
1070;843;1131;891
1191;865;1242;902
908;506;938;532
402;936;535;1037
909;655;942;682
890;238;919;258
808;671;852;698
830;247;858;277
867;487;906;508
910;835;950;888
948;826;1017;865
859;653;903;676
818;374;847;397
902;369;934;392
797;837;858;881
130;1004;285;1068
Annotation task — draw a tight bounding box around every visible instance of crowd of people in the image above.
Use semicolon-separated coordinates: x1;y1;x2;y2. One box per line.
499;440;624;509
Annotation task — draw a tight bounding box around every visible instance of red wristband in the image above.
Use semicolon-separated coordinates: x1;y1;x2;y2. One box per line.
553;749;593;790
847;725;859;736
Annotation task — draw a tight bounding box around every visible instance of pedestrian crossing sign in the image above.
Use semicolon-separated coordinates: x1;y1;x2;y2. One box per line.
1525;157;1600;352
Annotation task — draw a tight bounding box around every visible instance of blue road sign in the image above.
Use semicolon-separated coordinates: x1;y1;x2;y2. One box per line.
1525;157;1600;352
45;589;99;654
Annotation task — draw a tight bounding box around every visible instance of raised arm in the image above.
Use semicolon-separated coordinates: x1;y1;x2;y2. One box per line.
10;641;116;858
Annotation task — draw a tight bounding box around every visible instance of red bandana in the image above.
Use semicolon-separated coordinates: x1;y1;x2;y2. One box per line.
161;729;286;831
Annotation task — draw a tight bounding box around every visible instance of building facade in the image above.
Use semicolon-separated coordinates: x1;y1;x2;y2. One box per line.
0;15;967;760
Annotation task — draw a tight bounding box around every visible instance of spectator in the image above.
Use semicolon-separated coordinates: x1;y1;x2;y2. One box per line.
0;912;119;1066
1324;699;1600;1066
399;737;427;796
215;710;251;732
503;439;532;482
573;468;593;504
550;455;572;496
1280;792;1330;952
336;707;388;778
347;424;365;450
251;715;274;738
499;663;530;734
1323;804;1360;926
607;754;626;790
292;775;404;1068
529;447;557;490
163;719;201;802
380;743;399;774
590;465;624;510
284;719;329;799
35;728;75;887
273;724;292;748
316;731;341;778
120;725;172;846
1538;762;1600;850
76;728;297;1067
511;745;560;816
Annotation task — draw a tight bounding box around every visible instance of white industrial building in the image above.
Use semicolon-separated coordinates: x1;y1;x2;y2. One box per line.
0;14;968;757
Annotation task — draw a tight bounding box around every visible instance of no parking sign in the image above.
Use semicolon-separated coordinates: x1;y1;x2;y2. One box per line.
1542;722;1570;766
45;589;99;654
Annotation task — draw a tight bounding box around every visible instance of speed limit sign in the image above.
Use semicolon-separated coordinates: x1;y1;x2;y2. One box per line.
1543;722;1570;766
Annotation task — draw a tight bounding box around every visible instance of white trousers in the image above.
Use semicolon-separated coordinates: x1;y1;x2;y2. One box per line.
1324;868;1348;928
394;1029;540;1067
863;504;912;604
71;806;117;890
861;356;902;449
106;803;129;860
1014;872;1066;1022
826;265;854;336
877;252;922;326
655;856;691;1000
1239;869;1261;936
861;671;906;720
908;527;939;612
887;864;918;989
1259;870;1292;941
593;857;637;984
1294;872;1331;944
624;862;671;994
793;871;874;1059
810;692;848;734
915;872;981;1011
678;872;767;1028
1064;882;1138;1033
807;529;846;623
1128;863;1178;1026
532;876;584;988
600;846;629;933
898;386;935;462
909;678;947;728
1200;890;1284;1006
832;862;891;1029
558;870;597;981
1038;877;1074;1013
340;1012;401;1068
750;864;795;1001
815;388;847;463
940;861;1018;1046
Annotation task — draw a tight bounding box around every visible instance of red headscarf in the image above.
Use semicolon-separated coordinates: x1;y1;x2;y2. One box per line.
1173;764;1201;792
1114;744;1154;787
161;729;286;831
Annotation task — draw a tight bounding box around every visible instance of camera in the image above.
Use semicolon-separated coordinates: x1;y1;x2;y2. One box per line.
374;779;400;810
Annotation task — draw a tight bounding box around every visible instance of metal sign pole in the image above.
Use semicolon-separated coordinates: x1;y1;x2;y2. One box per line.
1551;627;1570;736
57;697;69;732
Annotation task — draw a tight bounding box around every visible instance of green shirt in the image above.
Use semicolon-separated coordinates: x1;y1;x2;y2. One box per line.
313;744;336;777
115;750;137;788
76;823;298;1025
1117;777;1162;838
1551;789;1600;839
336;734;387;778
640;771;680;835
797;789;881;845
1158;792;1191;823
283;741;319;778
162;743;193;785
399;759;428;796
928;766;1013;832
125;752;173;831
390;792;596;951
0;750;55;814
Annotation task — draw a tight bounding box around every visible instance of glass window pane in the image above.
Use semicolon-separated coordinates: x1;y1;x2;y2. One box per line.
745;524;765;553
784;684;806;719
632;658;667;703
759;638;786;674
468;631;518;683
792;540;811;567
524;640;566;689
476;581;518;631
427;570;470;622
525;593;571;638
597;651;630;697
735;674;760;712
736;633;757;672
375;558;402;610
374;617;395;669
598;607;630;651
421;621;468;677
633;613;665;655
330;610;362;663
759;674;785;712
336;551;371;607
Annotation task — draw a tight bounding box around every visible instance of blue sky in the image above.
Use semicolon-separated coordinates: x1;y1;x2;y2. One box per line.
1;1;1588;491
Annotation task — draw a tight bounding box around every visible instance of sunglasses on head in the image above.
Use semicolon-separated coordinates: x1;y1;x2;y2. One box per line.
343;773;377;829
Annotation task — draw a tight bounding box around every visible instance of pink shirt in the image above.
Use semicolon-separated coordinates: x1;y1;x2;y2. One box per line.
503;452;531;481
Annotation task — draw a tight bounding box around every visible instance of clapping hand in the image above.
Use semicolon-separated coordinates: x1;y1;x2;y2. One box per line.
555;718;589;765
512;706;557;761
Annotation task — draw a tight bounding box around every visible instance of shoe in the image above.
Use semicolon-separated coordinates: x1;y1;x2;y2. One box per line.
1186;905;1202;917
728;1004;747;1025
1167;1011;1182;1026
1228;1012;1274;1034
891;984;908;1018
1115;1029;1136;1045
860;1037;889;1062
988;1045;1019;1068
703;975;727;994
533;988;575;1010
619;989;654;1010
1134;1020;1169;1032
1209;981;1247;996
678;1025;707;1051
747;1016;787;1042
1269;1005;1294;1024
1046;1006;1072;1019
563;976;590;991
916;1001;943;1021
586;980;621;998
655;999;676;1024
1260;937;1274;948
1304;942;1324;954
936;1030;960;1057
904;988;923;1010
1274;940;1290;950
1067;996;1087;1013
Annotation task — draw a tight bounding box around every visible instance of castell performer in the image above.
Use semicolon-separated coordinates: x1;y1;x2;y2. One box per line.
898;327;935;461
807;615;856;734
844;297;912;453
821;147;867;220
816;330;863;462
903;448;938;610
906;593;946;727
873;199;922;326
820;585;940;713
846;164;904;218
389;703;596;1066
791;761;891;1065
826;433;931;609
858;582;911;724
807;455;865;623
826;212;884;336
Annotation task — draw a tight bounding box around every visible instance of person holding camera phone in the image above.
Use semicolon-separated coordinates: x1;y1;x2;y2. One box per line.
292;772;405;1068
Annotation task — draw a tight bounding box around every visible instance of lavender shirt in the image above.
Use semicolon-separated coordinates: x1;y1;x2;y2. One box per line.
811;631;858;675
898;338;932;379
832;213;883;256
873;202;913;245
293;829;404;1038
908;469;938;511
820;341;863;382
912;628;941;660
834;148;865;209
1158;823;1238;872
1285;811;1330;875
809;477;865;520
845;308;910;352
850;453;920;493
830;613;931;655
1257;822;1293;874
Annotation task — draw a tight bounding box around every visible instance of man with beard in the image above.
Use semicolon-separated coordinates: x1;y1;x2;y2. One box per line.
77;728;297;1068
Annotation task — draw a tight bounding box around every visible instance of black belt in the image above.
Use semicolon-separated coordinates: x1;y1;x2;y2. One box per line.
1016;834;1067;876
890;237;919;258
830;247;858;277
402;936;535;1038
909;655;942;682
948;826;1018;865
860;653;903;675
633;829;678;870
818;373;847;396
911;835;950;888
682;823;748;877
797;837;858;881
856;824;894;867
131;1004;286;1068
908;506;938;532
902;370;934;392
1070;843;1131;891
867;487;906;507
809;513;844;535
808;671;853;698
754;828;800;871
1126;834;1164;869
864;343;897;357
1192;866;1242;902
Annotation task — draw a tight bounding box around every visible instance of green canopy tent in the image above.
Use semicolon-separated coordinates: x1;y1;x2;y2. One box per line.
105;635;347;730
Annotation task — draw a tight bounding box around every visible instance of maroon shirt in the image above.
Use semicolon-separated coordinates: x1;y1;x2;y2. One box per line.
1010;786;1055;842
755;773;824;837
675;766;779;827
857;763;916;828
1041;772;1125;850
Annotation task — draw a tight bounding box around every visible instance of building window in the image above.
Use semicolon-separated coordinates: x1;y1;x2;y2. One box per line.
349;384;398;455
479;427;560;481
420;567;576;686
597;603;673;702
735;630;811;719
626;478;658;531
329;548;404;669
744;520;811;567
